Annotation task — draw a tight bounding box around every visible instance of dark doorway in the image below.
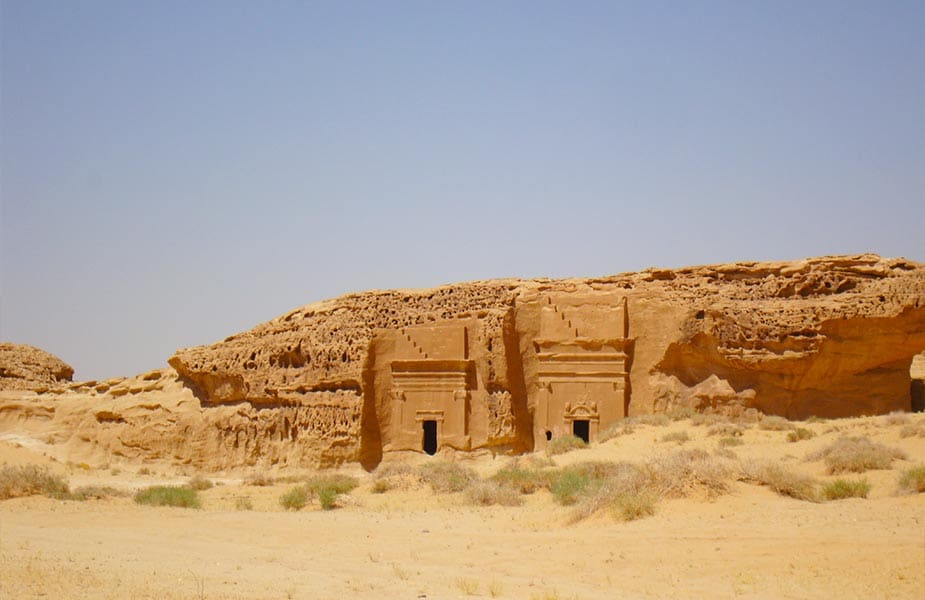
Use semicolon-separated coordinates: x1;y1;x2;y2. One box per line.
422;420;438;455
545;430;552;441
573;420;590;443
912;380;924;413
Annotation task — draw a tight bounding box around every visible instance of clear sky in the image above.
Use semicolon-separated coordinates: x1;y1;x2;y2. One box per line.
2;1;923;381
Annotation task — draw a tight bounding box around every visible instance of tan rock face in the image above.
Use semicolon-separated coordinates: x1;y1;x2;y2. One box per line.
0;343;74;391
4;254;925;471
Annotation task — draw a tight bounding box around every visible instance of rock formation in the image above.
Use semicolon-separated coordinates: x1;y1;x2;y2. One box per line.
0;343;74;391
2;254;924;471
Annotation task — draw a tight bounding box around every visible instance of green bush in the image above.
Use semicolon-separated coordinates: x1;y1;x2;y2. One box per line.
822;478;871;500
549;469;591;506
898;466;925;493
546;435;587;456
306;473;359;495
279;485;309;510
0;465;70;500
317;486;338;510
134;485;201;508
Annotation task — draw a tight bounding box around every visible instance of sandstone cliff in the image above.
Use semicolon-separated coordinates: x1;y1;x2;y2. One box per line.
0;343;74;391
2;254;924;471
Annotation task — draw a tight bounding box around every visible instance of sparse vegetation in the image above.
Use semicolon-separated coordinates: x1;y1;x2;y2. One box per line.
645;449;736;499
707;423;743;437
419;461;476;493
660;431;690;444
822;478;871;500
808;437;907;474
882;411;910;426
70;485;124;500
235;496;254;510
137;467;151;476
279;486;309;510
898;466;925;494
611;491;656;521
597;422;633;442
691;413;726;427
0;465;70;500
187;475;214;491
742;461;819;502
0;465;69;500
244;473;275;486
787;428;816;443
899;423;925;438
718;436;744;448
759;416;795;431
491;462;547;494
371;479;391;494
546;435;587;456
455;577;479;596
134;485;201;508
466;480;524;506
666;406;696;421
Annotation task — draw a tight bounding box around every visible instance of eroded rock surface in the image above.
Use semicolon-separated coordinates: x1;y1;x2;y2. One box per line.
3;254;925;470
0;343;74;391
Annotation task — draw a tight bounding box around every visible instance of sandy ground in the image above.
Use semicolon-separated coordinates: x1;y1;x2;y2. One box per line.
2;415;924;599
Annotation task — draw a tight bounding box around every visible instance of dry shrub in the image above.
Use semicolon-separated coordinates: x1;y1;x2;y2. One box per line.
645;449;736;499
465;480;524;506
419;461;476;493
882;411;910;426
899;423;925;439
691;413;727;427
245;473;275;486
742;461;819;502
279;486;309;510
759;416;795;431
135;486;201;508
372;463;418;493
0;465;70;500
822;478;871;500
666;407;696;421
898;466;925;494
718;436;744;448
786;428;816;443
71;485;124;500
808;437;907;474
611;491;656;521
660;431;690;444
707;423;743;437
186;475;213;491
546;435;587;456
597;422;633;442
570;462;647;520
491;462;548;494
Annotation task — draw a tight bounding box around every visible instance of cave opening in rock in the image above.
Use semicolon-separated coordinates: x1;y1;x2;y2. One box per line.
545;430;552;441
912;380;924;413
572;420;590;443
422;420;438;455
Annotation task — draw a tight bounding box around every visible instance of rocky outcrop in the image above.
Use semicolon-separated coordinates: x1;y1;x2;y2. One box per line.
0;343;74;391
3;254;925;471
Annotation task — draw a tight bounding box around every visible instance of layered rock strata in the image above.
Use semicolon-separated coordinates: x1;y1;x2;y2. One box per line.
3;254;924;470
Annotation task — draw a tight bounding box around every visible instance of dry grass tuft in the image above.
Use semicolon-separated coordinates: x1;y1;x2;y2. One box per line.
465;480;524;506
786;428;816;443
546;435;587;456
0;465;70;500
807;437;907;474
660;431;690;444
666;407;696;421
759;416;795;431
742;461;820;502
898;466;925;494
419;461;476;493
611;491;657;521
186;475;213;491
882;411;910;426
691;413;727;427
707;423;743;437
597;422;633;442
899;423;925;438
718;436;744;448
491;462;548;494
134;485;201;508
645;449;736;499
244;473;275;487
822;478;871;500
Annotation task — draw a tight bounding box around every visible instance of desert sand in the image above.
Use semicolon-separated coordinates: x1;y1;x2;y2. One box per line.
2;412;924;600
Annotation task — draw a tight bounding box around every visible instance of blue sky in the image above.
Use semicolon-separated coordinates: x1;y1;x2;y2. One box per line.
2;1;923;380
